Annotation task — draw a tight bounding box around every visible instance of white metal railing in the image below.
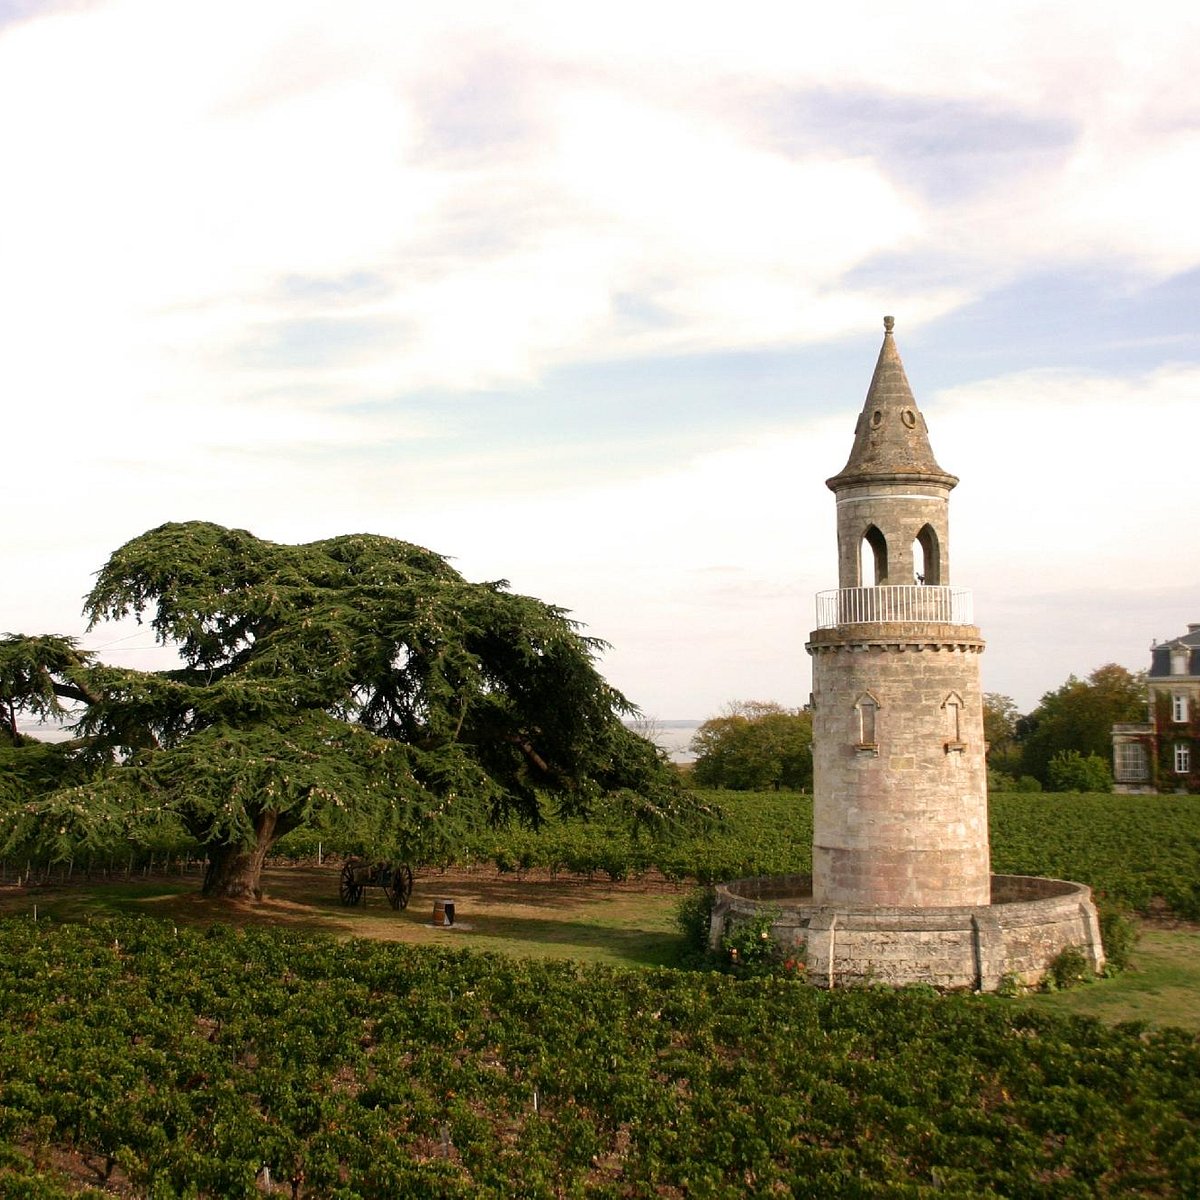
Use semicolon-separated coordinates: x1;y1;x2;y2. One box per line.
814;586;973;628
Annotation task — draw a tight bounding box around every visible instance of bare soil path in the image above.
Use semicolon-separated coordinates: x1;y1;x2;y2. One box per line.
0;862;694;967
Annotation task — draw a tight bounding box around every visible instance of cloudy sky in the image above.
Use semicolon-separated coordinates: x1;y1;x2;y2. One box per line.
3;0;1198;722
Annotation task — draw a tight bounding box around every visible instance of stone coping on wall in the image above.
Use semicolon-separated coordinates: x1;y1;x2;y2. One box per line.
806;623;985;652
719;873;1088;916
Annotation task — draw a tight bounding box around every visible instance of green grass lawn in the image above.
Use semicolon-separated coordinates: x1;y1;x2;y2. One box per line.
4;864;1198;1029
1018;925;1200;1030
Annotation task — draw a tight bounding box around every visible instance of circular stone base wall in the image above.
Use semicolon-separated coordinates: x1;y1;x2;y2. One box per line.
709;875;1104;991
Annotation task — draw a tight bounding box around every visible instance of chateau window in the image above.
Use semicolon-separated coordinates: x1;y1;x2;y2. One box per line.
1175;743;1191;774
1171;649;1189;676
1114;742;1148;782
1172;693;1189;723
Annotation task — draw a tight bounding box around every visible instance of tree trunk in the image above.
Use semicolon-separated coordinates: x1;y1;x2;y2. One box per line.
201;809;281;900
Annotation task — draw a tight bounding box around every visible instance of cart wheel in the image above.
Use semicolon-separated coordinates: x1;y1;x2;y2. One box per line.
339;861;363;906
388;863;414;910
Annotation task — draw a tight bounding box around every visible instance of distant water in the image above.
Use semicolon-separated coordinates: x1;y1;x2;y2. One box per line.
625;719;701;763
23;716;704;761
15;719;72;743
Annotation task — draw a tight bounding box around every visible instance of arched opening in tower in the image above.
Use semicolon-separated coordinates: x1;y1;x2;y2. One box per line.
859;526;888;586
913;524;940;585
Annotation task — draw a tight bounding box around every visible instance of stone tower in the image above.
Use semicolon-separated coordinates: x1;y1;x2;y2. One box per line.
807;317;991;908
709;318;1102;988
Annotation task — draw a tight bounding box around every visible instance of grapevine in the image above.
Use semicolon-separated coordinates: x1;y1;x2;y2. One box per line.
0;917;1197;1197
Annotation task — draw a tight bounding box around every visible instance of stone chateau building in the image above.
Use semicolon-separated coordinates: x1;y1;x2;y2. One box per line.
1112;623;1200;794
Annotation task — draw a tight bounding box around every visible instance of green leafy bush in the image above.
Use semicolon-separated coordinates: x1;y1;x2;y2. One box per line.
718;908;805;980
990;772;1044;794
674;886;715;959
1047;750;1113;793
1098;907;1140;974
1045;944;1093;990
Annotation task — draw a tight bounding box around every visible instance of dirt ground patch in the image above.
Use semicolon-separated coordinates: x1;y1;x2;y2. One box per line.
0;862;697;967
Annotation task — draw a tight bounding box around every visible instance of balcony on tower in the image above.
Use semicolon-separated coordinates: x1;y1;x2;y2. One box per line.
814;584;974;629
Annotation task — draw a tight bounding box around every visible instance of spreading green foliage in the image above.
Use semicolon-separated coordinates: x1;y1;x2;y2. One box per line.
0;522;693;896
1019;663;1146;785
982;691;1020;748
0;634;96;738
1047;748;1114;793
982;691;1021;774
2;918;1198;1198
689;700;812;791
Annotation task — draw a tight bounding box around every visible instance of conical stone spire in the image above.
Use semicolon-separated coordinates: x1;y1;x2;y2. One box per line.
826;316;957;491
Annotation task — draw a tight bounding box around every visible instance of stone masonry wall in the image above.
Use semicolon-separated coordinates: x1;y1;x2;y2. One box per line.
808;623;990;908
835;481;951;588
709;876;1105;991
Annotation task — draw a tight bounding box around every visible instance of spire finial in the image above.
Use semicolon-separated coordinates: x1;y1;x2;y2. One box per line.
825;316;957;492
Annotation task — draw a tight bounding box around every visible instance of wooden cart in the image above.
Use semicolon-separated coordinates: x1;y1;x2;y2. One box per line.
337;858;414;910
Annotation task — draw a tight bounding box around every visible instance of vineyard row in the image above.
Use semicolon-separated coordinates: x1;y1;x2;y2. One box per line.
1;917;1198;1198
5;791;1199;920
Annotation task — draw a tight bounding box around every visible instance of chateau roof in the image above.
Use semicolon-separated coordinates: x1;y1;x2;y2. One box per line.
827;316;958;492
1149;623;1200;678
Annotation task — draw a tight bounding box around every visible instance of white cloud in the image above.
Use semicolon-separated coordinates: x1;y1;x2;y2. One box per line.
4;0;1196;409
3;0;1200;718
930;363;1198;589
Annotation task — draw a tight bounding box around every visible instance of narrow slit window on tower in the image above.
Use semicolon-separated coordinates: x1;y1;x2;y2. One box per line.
860;526;888;586
913;524;940;585
854;693;879;754
942;692;966;753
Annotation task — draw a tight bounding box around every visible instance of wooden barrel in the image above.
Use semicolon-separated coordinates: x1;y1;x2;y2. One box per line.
433;899;456;927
